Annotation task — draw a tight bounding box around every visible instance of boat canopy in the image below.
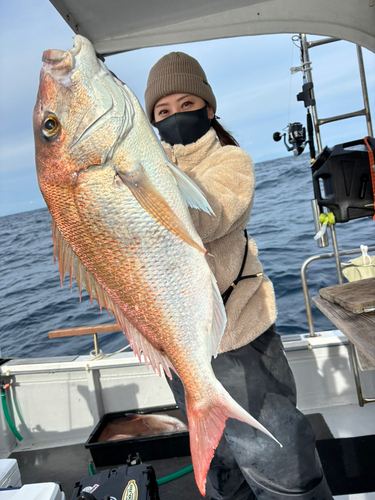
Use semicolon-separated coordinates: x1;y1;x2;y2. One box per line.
50;0;375;56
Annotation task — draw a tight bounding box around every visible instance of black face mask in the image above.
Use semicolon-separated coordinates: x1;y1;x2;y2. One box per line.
154;106;211;146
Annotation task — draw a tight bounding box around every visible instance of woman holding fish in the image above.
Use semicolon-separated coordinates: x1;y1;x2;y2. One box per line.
34;37;332;499
144;52;333;500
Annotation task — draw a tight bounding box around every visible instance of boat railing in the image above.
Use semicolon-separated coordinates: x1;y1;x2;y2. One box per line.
301;34;373;156
300;34;374;279
301;245;375;406
301;245;375;338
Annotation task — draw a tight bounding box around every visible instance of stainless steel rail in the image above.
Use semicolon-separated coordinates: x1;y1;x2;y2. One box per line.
301;245;375;406
298;36;375;407
307;37;340;49
349;342;375;406
300;35;374;273
300;34;322;152
300;34;373;154
317;109;368;127
357;44;374;137
301;246;375;337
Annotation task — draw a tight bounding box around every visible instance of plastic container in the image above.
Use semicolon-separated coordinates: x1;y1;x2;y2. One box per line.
0;483;65;500
312;138;375;223
85;405;190;467
0;460;21;489
71;463;159;500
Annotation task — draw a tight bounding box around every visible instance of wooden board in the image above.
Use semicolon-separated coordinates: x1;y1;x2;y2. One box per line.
312;295;375;364
49;322;121;338
319;277;375;313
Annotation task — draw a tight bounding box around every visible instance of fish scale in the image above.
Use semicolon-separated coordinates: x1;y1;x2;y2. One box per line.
49;170;211;355
33;35;281;496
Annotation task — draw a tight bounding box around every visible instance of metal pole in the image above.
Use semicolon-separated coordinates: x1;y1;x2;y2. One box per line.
349;341;375;405
93;333;99;355
300;34;323;153
317;108;367;126
311;199;329;248
301;257;317;337
329;223;343;284
300;246;375;338
307;37;340;49
349;342;365;407
356;45;373;137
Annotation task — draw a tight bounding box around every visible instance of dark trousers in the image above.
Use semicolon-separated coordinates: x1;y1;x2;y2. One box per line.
167;325;333;500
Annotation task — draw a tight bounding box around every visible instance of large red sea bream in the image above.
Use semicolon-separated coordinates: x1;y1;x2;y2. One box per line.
33;35;280;495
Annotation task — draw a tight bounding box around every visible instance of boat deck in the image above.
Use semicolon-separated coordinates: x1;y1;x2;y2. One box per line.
9;403;375;500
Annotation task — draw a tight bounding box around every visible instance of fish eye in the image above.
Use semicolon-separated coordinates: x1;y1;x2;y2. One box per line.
42;115;60;138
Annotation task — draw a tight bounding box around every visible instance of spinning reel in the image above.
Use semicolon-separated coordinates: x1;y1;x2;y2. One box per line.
273;122;307;157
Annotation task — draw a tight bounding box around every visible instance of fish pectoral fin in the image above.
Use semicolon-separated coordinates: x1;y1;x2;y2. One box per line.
117;162;207;255
210;273;227;357
166;160;215;215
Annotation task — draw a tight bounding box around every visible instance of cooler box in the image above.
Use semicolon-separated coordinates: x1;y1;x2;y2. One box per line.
71;463;159;500
0;482;65;500
85;405;190;467
0;460;21;489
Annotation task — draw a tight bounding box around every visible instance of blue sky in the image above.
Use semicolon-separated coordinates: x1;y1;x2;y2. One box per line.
0;0;374;217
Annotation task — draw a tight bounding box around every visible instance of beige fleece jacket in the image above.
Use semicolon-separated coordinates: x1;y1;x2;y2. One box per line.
162;128;277;353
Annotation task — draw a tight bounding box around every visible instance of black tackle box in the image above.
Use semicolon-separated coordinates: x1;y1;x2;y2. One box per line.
85;405;190;467
71;462;159;500
312;137;375;223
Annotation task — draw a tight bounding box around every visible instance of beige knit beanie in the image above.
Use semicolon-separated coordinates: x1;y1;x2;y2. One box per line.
144;52;216;122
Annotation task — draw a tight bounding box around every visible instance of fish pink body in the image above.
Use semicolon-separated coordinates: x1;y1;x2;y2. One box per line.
33;36;280;495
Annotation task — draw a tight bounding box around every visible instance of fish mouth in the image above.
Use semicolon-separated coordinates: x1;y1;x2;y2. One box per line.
42;49;74;81
41;36;84;82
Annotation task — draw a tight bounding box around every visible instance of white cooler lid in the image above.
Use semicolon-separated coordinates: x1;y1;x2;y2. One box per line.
0;483;65;500
0;460;18;482
0;460;21;489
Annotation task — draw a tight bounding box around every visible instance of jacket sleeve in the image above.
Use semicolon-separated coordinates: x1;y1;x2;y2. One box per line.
187;146;255;244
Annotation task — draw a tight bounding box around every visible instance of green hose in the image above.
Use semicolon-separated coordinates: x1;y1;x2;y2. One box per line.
1;391;23;441
88;462;96;476
87;460;193;484
156;464;193;485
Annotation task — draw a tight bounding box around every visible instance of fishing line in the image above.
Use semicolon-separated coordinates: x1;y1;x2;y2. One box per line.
287;36;295;126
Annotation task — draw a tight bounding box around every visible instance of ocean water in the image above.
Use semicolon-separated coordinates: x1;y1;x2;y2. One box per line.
0;153;373;358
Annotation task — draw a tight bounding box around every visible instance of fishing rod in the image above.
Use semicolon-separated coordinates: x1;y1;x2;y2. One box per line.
272;35;316;160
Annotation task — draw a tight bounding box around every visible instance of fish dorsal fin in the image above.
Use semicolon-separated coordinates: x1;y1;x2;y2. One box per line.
166;160;214;215
210;273;227;357
52;220;176;379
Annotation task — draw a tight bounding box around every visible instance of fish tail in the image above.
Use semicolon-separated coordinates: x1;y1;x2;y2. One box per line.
186;384;282;496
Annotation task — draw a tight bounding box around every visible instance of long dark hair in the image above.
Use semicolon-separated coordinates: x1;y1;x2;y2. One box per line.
211;117;240;147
